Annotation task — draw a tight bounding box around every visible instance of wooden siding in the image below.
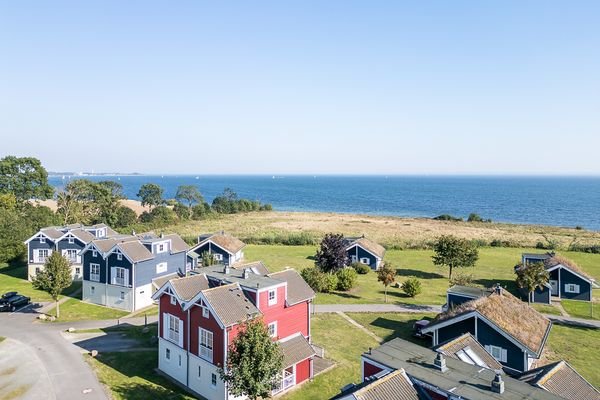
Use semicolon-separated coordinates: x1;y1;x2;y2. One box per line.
363;360;384;379
159;295;189;351
295;358;311;384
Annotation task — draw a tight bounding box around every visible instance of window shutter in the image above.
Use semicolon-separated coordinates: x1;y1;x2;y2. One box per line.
163;313;169;339
501;349;507;363
111;267;116;284
124;269;129;287
178;318;184;347
574;284;580;293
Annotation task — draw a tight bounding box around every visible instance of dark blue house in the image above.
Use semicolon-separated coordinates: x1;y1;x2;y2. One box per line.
521;253;598;302
81;232;189;312
421;287;552;373
344;236;386;270
188;232;245;268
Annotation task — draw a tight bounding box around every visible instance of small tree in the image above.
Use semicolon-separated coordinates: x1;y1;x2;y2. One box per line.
336;267;358;291
515;261;550;304
315;233;348;273
220;318;283;400
137;183;164;211
175;185;204;209
432;235;479;280
201;251;217;267
31;252;72;318
377;262;396;303
401;278;422;297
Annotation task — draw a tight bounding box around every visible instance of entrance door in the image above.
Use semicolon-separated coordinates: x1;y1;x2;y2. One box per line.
550;280;558;296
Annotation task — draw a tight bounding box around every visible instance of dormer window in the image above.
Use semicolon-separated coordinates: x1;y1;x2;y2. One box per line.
39;236;46;244
98;229;106;238
159;244;164;252
268;289;277;306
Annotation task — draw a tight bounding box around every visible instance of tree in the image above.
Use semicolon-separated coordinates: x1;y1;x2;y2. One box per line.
315;233;348;273
401;278;422;297
200;251;217;267
175;185;204;209
220;318;283;400
31;252;72;318
58;179;121;225
137;183;164;211
114;206;138;228
515;261;550;304
432;235;479;280
377;262;396;303
0;156;54;202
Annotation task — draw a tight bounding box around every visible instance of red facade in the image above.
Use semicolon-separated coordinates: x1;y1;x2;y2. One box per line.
295;359;311;384
159;294;189;350
363;360;384;378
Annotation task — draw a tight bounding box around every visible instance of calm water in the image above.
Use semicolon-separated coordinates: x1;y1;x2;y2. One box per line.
48;175;600;231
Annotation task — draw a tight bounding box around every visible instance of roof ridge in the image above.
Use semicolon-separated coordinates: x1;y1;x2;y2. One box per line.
354;369;408;396
537;361;565;385
202;282;240;293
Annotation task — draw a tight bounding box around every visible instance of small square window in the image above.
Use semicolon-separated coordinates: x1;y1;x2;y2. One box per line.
159;244;164;252
211;373;217;388
202;307;209;318
75;267;81;274
268;289;277;306
40;236;46;243
92;250;97;257
166;348;171;360
213;253;223;261
117;253;123;261
198;365;201;378
35;267;40;274
120;292;125;300
170;296;177;305
68;237;74;244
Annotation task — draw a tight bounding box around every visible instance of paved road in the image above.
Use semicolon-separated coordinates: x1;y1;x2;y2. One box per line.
0;306;108;400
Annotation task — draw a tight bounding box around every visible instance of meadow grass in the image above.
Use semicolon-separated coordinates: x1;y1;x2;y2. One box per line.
46;298;128;322
561;300;600;320
0;262;81;301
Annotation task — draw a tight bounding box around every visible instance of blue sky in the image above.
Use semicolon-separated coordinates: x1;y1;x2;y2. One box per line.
1;1;599;175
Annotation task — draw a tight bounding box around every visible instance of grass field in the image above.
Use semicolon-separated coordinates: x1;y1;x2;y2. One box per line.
0;262;81;302
346;312;436;342
561;300;600;320
244;245;600;306
46;298;128;322
531;303;562;315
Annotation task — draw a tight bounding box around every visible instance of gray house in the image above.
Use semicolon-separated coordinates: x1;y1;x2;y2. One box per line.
81;232;189;312
521;253;598;302
24;223;116;281
344;236;386;270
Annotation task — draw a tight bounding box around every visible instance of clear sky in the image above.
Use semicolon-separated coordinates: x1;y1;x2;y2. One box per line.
1;1;599;175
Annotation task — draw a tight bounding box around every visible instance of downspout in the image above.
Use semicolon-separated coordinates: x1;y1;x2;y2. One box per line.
132;262;136;312
105;256;108;306
186;308;190;387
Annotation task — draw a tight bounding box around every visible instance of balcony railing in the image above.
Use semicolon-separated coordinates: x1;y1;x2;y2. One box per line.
272;370;295;395
113;277;126;286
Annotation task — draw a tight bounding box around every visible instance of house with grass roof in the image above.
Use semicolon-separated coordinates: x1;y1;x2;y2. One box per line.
152;265;316;400
344;236;386;270
187;231;246;268
520;253;598;302
420;286;552;373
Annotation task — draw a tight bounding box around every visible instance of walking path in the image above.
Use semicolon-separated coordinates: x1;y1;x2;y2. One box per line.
336;311;383;343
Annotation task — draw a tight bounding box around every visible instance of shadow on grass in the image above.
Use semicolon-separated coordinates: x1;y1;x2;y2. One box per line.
73;323;158;353
380;290;410;299
305;255;316;261
368;316;429;343
397;269;445;280
473;278;516;293
0;261;27;280
330;291;362;300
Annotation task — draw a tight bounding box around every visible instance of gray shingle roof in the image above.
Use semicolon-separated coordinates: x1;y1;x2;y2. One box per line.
197;232;245;254
448;285;494;299
516;361;600;400
69;229;96;244
202;284;260;327
202;264;283;290
364;338;564;400
435;332;503;371
279;334;315;368
163;234;190;253
350;369;420;400
117;240;154;263
169;274;210;302
268;269;315;305
345;237;386;259
40;228;64;240
232;261;270;276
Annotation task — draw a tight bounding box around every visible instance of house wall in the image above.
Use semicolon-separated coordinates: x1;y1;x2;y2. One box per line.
295;358;311;384
82;281;106;306
362;359;384;379
346;246;378;270
447;293;477;309
28;237;54;263
559;268;591;301
159;294;189;351
437;317;475;344
135;250;185;287
476;318;527;372
81;281;133;311
158;337;188;386
135;283;154;309
83;249;107;283
187;352;227;400
189;303;226;367
106;253;133;287
56;237;84;262
193;243;232;265
258;286;310;339
532;286;551;304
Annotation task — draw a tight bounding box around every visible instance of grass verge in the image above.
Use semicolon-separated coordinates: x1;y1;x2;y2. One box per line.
0;262;81;301
46;298;129;322
561;300;600;320
531;303;562;316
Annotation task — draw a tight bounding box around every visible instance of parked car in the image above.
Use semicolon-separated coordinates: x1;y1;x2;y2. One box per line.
0;294;31;312
1;291;18;300
413;319;431;338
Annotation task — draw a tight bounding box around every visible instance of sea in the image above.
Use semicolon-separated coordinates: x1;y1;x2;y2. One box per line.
48;175;600;231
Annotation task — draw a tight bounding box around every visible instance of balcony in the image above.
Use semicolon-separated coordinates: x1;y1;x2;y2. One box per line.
272;368;295;395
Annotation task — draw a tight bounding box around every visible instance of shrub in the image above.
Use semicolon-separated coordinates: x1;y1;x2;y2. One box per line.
449;272;474;287
351;262;371;275
114;206;138;228
336;268;358;291
192;202;212;220
433;214;463;222
300;268;338;293
467;213;483;222
173;202;191;220
401;278;422;297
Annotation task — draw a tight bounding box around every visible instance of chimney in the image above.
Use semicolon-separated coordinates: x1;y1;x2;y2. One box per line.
243;268;250;279
434;353;448;372
160;232;164;238
495;283;502;296
368;347;372;355
132;230;136;236
491;373;505;394
224;265;230;274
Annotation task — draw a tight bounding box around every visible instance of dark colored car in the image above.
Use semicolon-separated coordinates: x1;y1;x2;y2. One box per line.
1;291;18;300
0;293;31;312
413;319;431;339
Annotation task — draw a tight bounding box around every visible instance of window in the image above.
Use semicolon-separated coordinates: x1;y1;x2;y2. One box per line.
166;348;171;360
170;296;177;305
90;263;100;282
268;321;277;338
351;255;358;263
158;244;165;253
178;354;182;366
565;284;580;294
75;267;81;275
202;307;209;318
39;236;46;244
199;328;214;362
211;373;217;388
486;345;507;363
119;292;125;300
35;267;41;274
117;252;123;261
113;267;126;286
91;286;95;294
36;249;49;263
360;257;370;265
213;253;223;261
65;249;78;262
156;262;167;274
268;289;277;306
92;250;97;257
68;237;74;244
198;366;201;378
168;314;180;343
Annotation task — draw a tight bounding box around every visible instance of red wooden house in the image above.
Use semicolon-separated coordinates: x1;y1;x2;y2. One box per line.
152;264;316;400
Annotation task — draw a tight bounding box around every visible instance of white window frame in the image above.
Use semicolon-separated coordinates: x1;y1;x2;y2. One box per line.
36;249;50;263
268;289;277;306
166;348;171;360
92;250;98;257
360;257;370;265
90;263;100;282
68;237;74;244
168;314;180;343
119;291;125;300
158;243;165;253
213;253;223;261
39;236;46;244
565;283;580;294
170;295;177;305
199;328;214;362
75;267;81;275
117;252;123;261
268;321;278;338
202;307;209;318
156;262;167;274
65;249;78;263
113;267;127;286
487;345;507;362
211;373;217;388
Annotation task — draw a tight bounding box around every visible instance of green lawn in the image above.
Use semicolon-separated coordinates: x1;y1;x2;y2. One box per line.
245;245;600;307
0;262;81;302
78;324;158;347
531;303;562;315
561;300;600;320
46;298;129;322
282;313;379;400
545;324;600;387
346;312;437;343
